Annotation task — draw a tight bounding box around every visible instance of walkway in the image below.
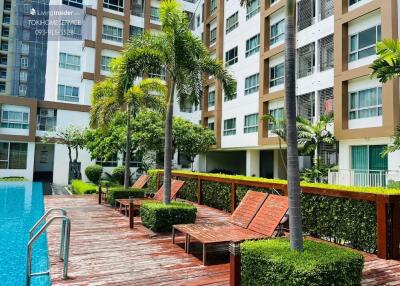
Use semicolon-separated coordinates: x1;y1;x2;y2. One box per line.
45;195;400;285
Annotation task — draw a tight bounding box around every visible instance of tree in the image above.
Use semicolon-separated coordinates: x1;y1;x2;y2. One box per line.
370;39;400;82
125;0;235;204
43;126;85;182
173;117;216;171
284;0;303;252
91;77;166;188
297;114;335;170
263;113;287;171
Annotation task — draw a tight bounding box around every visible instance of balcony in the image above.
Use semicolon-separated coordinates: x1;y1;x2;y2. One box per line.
2;16;11;25
297;43;315;78
328;170;400;188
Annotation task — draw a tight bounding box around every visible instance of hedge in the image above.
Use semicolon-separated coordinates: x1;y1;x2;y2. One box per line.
0;177;28;182
85;165;103;185
71;180;97;195
107;187;146;206
241;238;364;286
140;201;197;232
302;194;376;252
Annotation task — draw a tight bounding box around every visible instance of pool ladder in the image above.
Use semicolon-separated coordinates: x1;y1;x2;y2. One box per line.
26;208;71;286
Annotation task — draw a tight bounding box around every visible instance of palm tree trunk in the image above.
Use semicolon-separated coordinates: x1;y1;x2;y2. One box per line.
163;79;176;205
285;0;303;252
124;104;132;189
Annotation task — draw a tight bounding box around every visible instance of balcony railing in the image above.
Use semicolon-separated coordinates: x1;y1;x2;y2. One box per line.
328;170;400;188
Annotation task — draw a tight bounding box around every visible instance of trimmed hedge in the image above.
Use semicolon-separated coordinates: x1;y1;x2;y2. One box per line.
140;201;197;232
241;238;364;286
0;177;28;181
71;180;97;195
107;187;146;206
85;164;103;184
302;194;376;252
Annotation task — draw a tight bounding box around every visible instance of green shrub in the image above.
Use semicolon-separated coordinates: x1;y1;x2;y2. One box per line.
147;170;160;192
236;185;281;207
112;166;125;185
107;187;146;206
241;238;364;286
71;180;97;195
202;181;231;212
175;176;198;202
140;201;197;232
85;165;103;185
387;180;400;189
302;194;376;253
0;177;28;181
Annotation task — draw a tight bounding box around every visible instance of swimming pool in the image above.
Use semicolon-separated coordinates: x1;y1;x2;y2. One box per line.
0;182;50;286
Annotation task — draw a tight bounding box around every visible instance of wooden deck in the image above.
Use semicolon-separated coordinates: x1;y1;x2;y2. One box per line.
45;195;400;286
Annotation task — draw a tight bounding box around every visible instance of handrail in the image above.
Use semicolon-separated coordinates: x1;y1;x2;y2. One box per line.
29;208;67;260
26;215;71;286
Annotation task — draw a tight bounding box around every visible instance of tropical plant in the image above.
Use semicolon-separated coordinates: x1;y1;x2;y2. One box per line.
125;0;235;204
262;113;287;171
370;39;400;83
284;0;303;252
91;77;166;188
297;114;335;170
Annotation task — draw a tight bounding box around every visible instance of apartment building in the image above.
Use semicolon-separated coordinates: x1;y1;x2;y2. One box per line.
0;0;196;185
175;0;400;186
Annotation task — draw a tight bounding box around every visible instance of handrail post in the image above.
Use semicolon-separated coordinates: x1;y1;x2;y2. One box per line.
229;242;241;286
231;183;236;213
98;185;102;205
129;196;134;229
62;218;71;280
197;178;203;205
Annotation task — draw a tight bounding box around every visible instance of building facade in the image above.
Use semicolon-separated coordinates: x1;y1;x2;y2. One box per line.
174;0;400;187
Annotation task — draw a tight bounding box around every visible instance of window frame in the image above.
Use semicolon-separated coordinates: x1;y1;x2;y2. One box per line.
349;86;382;120
223;118;237;136
245;34;260;57
244;73;260;95
102;24;123;43
244;113;259;133
269;62;284;87
270;19;285;46
349;25;381;62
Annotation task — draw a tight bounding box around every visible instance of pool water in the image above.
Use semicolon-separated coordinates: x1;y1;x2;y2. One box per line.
0;182;50;286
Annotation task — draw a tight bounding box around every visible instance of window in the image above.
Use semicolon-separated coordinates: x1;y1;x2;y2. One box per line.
210;27;217;45
37;109;57;132
244;113;258;133
149;66;166;80
3;15;10;24
131;0;144;17
59;53;80;71
1;109;29;129
246;34;260;57
0;142;28;169
297;0;315;31
270;62;284;87
197;15;201;27
297;92;315;122
21;43;29;54
246;0;260;20
320;0;334;20
101;56;114;72
319;34;334;71
20;71;27;81
297;43;315;78
224;82;237;101
0;83;5;93
122;152;142;167
349;87;382;120
96;154;118;167
60;21;82;39
223;118;236;136
245;73;259;95
319;87;334;116
225;47;238;66
268;108;284;131
130;26;144;36
62;0;83;8
1;41;9;51
226;12;239;34
2;27;9;37
208;90;215;107
349;25;381;62
102;25;123;42
58;85;79;102
150;7;160;21
210;0;217;15
349;0;363;6
19;84;27;96
103;0;124;12
270;0;278;4
0;69;6;79
20;57;28;68
270;19;284;45
208;122;214;131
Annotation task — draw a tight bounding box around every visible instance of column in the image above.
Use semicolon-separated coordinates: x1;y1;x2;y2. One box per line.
246;150;260;177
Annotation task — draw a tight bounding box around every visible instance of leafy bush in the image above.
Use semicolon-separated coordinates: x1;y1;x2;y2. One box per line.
85;165;103;185
112;166;125;185
236;185;281;207
140;201;197;232
0;177;28;181
148;169;161;192
107;187;146;206
241;238;364;286
302;194;376;253
71;180;97;195
202;181;231;212
175;176;198;202
387;180;400;189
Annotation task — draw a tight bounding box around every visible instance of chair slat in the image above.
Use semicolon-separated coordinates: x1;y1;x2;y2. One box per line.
132;175;150;189
230;191;268;228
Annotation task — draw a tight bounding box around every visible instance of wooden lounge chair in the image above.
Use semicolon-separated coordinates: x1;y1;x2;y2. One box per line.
132;174;150;189
172;191;288;265
115;179;185;215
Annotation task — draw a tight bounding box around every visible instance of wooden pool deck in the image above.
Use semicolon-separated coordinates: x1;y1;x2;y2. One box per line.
45;195;400;286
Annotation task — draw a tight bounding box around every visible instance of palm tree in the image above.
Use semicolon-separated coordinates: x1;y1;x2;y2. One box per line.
297;114;335;170
370;39;400;82
91;78;166;188
284;0;303;252
125;0;235;204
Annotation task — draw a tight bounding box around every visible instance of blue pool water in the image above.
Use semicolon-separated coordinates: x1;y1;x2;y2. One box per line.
0;182;50;286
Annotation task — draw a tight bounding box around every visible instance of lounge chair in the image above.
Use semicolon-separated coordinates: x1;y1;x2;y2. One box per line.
115;179;185;215
172;191;288;265
132;174;150;189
